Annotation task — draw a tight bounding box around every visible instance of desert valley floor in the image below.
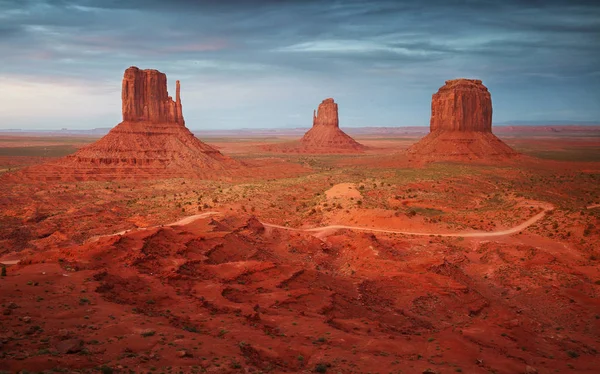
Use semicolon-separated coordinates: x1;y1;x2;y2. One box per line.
1;128;599;374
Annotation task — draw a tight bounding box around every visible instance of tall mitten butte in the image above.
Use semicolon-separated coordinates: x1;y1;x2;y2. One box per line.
12;66;239;181
121;66;184;125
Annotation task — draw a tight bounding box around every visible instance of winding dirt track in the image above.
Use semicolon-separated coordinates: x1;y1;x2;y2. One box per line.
0;204;557;266
87;212;223;243
94;203;553;240
261;208;550;238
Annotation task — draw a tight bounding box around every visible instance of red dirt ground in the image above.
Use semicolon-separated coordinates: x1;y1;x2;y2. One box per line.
1;131;599;373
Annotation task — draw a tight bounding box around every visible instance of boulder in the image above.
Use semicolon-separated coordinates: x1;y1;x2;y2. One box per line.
56;339;84;354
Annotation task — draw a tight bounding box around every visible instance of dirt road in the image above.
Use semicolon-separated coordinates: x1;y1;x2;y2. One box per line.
165;203;553;239
2;204;554;267
262;207;549;238
89;203;554;244
87;211;222;242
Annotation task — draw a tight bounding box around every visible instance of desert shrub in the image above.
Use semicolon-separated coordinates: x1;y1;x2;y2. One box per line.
567;350;579;358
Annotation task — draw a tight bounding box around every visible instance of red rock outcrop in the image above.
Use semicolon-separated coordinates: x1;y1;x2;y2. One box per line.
430;79;492;133
408;79;518;161
121;67;184;125
260;98;365;154
296;98;365;152
17;67;240;180
311;98;339;128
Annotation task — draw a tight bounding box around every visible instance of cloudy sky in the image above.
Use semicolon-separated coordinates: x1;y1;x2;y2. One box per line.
0;0;599;130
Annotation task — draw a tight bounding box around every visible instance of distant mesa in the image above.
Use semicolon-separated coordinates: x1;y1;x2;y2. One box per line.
407;79;518;161
263;98;365;154
14;66;239;181
301;98;365;150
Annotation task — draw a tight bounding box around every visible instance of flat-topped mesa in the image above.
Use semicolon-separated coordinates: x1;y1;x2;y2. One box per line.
313;98;339;128
407;78;518;161
430;78;491;133
121;66;184;125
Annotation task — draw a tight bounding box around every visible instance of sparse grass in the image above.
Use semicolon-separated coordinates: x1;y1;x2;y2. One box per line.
0;145;80;157
2;133;600;374
412;207;444;216
516;147;600;162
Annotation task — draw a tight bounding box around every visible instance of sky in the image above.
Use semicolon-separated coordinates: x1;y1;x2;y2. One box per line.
0;0;599;130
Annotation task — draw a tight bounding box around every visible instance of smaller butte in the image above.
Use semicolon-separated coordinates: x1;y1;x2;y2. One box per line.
407;79;518;161
264;98;365;154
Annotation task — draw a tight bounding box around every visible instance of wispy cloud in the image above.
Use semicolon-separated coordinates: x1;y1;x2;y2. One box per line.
0;0;598;129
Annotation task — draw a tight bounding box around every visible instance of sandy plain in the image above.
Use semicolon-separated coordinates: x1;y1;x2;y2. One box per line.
0;126;599;373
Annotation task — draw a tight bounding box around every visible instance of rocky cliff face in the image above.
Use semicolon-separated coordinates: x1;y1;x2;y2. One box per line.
430;79;492;133
408;79;517;161
121;66;184;125
300;98;365;152
312;98;340;128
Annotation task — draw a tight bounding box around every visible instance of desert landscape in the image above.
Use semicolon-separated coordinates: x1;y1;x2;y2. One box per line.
1;1;600;374
0;65;598;374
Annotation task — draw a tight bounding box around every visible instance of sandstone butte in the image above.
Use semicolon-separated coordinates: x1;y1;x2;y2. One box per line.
15;66;239;181
299;98;365;152
407;79;518;161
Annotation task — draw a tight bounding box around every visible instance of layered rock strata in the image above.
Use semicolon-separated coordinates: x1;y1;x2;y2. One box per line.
299;98;365;151
16;67;239;180
408;79;518;161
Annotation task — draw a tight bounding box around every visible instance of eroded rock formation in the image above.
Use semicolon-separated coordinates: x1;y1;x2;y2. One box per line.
408;79;518;161
17;67;239;180
121;67;184;125
312;98;339;128
299;98;365;152
430;79;492;133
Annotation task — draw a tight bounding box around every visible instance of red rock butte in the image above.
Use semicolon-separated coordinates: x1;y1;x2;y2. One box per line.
299;98;365;152
122;67;184;125
15;66;239;181
408;79;518;161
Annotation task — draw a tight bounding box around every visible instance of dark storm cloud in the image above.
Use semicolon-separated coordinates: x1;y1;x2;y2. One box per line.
0;0;599;128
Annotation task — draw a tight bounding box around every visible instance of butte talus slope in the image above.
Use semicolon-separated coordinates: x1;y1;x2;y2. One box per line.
17;67;239;181
407;79;518;161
